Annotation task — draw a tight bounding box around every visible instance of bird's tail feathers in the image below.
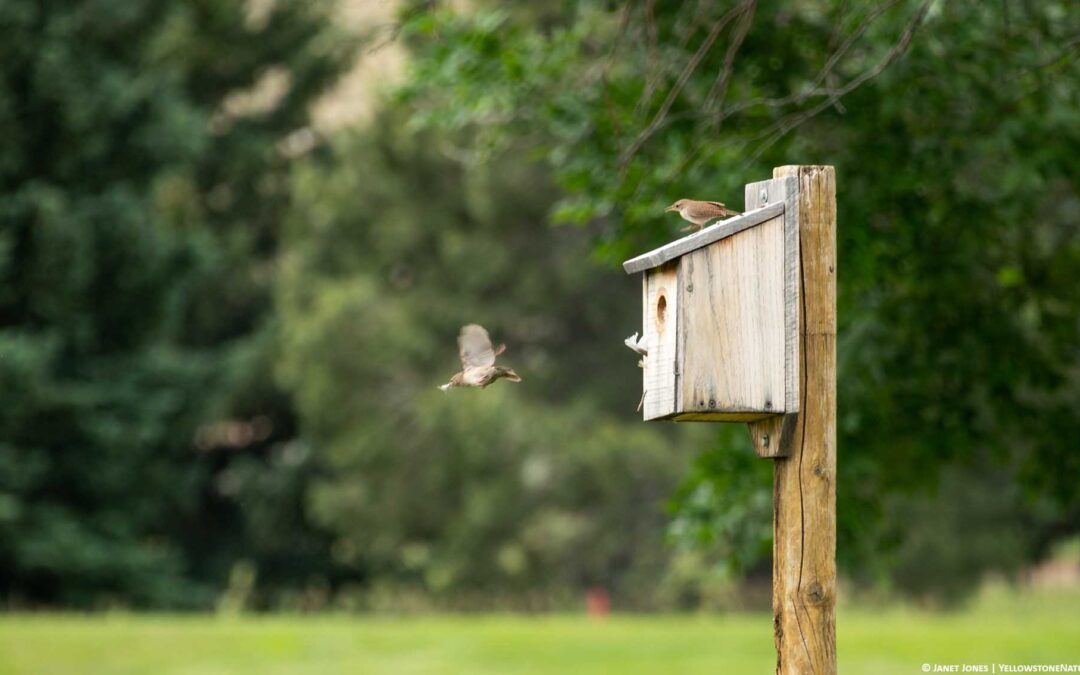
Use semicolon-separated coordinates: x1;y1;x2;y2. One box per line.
705;201;741;217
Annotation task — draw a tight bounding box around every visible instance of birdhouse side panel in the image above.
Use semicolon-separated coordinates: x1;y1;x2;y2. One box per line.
746;176;800;413
677;215;787;416
642;263;679;420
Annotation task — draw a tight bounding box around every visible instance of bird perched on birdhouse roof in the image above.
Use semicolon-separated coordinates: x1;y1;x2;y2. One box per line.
666;199;740;232
439;324;522;391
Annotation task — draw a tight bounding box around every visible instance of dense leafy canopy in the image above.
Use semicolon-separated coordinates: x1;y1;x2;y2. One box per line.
397;0;1080;598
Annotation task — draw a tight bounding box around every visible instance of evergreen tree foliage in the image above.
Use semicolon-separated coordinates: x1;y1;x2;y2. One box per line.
0;0;352;607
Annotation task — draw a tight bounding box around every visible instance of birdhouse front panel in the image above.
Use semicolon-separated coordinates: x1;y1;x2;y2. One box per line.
641;262;678;420
675;213;787;420
625;176;800;422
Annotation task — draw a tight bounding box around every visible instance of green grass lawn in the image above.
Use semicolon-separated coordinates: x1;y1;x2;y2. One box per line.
1;585;1078;674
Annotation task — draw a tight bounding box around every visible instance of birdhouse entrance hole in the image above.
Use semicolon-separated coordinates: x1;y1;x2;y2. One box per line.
656;294;667;331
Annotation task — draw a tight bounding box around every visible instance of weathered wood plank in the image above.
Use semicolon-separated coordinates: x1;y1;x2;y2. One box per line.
622;201;784;274
744;177;800;458
781;179;800;413
745;176;801;415
676;213;786;415
771;165;836;675
672;411;774;422
642;262;679;420
748;412;797;459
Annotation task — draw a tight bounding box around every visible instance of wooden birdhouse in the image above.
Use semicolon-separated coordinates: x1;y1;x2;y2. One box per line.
623;176;800;424
623;166;837;670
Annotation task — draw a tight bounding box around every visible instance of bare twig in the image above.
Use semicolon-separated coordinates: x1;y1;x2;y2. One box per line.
671;0;710;60
718;0;905;120
704;0;757;122
617;0;909;155
601;2;636;142
364;22;404;54
741;0;934;167
635;0;706;121
1007;32;1080;81
633;0;662;120
808;0;905;97
604;2;636;76
826;0;854;52
620;2;750;172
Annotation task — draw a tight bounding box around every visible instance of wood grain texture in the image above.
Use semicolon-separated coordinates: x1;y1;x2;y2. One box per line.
744;177;800;458
676;214;786;416
745;177;801;413
622;201;784;274
771;165;836;675
642;263;679;420
748;412;797;458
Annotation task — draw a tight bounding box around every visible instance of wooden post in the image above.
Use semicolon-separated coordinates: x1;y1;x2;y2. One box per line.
771;165;836;674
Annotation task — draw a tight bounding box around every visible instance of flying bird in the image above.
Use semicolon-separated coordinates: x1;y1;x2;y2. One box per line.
666;199;741;232
439;324;522;391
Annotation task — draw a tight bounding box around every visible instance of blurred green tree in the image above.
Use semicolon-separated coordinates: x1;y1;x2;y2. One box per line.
395;0;1080;600
0;0;352;607
278;111;711;609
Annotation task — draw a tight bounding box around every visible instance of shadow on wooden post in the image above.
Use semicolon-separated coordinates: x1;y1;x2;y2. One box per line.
748;413;798;458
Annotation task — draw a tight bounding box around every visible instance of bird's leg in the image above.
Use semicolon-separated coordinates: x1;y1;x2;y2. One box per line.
680;223;701;233
494;343;506;357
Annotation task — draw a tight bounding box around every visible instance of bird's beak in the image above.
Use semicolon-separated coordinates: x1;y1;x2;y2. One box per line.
665;205;678;212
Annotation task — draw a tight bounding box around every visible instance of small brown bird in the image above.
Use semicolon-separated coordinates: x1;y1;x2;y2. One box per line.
439;324;522;391
666;199;741;232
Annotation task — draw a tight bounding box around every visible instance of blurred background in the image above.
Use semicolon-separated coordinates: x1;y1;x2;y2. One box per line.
1;0;1078;671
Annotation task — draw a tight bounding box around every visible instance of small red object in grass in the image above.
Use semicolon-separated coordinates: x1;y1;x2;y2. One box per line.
585;587;610;619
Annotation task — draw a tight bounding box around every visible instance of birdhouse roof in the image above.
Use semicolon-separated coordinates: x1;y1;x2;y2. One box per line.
622;201;784;274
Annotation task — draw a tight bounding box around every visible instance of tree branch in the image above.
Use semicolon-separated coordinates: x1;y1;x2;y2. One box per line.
1007;32;1080;82
617;0;910;154
741;0;934;167
719;0;905;120
704;0;757;123
620;2;751;172
634;0;707;122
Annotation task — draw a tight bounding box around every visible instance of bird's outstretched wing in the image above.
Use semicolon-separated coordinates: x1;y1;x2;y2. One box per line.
458;324;498;369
